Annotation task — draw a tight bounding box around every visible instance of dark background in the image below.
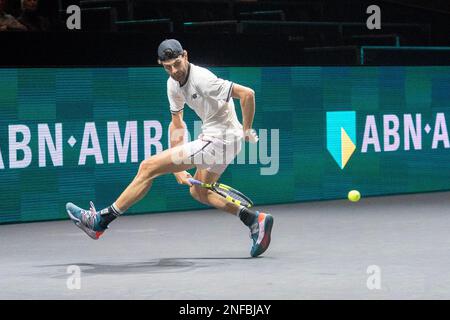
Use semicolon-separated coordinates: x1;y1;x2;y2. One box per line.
2;0;450;66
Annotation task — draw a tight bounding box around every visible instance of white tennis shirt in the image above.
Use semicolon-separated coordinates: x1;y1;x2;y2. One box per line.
167;63;243;142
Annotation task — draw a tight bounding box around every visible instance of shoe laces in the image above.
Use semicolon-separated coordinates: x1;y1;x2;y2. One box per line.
249;222;259;240
81;201;98;228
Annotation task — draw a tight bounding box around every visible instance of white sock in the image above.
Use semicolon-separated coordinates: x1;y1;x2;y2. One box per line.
111;202;124;215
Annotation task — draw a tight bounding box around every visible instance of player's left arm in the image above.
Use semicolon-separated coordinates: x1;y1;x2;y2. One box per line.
231;83;256;141
196;68;257;141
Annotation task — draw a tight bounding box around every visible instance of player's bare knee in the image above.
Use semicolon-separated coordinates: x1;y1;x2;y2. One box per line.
138;157;157;179
205;189;217;201
189;186;201;201
198;189;211;203
190;187;208;204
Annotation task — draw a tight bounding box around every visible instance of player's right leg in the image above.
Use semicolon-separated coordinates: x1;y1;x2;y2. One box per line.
66;143;195;239
189;168;273;257
189;168;240;215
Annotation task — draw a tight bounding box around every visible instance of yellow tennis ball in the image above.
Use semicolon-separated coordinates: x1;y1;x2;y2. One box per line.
348;190;361;202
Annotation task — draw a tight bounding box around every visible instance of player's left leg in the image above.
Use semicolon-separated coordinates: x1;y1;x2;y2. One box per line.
66;143;195;240
189;168;273;257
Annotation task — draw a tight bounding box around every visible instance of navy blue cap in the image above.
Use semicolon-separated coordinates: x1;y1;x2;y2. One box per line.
157;39;184;62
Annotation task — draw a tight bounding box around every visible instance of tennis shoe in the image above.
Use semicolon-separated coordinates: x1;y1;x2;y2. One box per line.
249;211;274;257
66;201;106;240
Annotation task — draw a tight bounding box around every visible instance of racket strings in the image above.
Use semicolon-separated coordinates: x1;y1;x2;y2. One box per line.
217;186;252;207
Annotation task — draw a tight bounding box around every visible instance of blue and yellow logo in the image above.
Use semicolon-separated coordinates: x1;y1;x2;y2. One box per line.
326;111;356;169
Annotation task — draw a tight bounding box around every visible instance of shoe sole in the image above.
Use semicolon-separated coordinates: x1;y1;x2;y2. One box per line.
67;209;102;240
251;214;274;257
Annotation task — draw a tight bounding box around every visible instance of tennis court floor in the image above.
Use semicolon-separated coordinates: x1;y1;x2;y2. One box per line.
1;191;450;299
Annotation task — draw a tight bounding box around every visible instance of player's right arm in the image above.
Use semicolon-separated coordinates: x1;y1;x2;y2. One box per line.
167;82;192;185
167;77;186;148
169;112;193;185
169;111;186;148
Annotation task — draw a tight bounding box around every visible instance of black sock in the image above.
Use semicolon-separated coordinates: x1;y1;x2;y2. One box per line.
99;205;120;229
239;207;257;227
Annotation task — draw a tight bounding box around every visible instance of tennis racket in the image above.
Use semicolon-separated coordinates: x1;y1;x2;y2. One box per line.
188;178;253;208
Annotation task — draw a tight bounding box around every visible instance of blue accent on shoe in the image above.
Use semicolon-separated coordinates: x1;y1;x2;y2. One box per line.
66;202;106;240
249;211;274;258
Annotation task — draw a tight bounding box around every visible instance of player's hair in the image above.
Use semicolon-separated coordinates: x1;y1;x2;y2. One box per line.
157;50;186;65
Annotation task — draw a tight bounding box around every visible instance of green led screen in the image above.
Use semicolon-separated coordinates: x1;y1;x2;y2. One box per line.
1;66;450;223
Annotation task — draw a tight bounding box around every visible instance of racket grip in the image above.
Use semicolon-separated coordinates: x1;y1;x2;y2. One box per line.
188;178;202;185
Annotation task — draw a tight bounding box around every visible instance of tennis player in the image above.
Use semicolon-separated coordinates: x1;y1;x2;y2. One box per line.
66;39;273;257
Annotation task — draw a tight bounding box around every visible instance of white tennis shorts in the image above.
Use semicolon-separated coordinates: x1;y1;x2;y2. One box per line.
181;134;242;175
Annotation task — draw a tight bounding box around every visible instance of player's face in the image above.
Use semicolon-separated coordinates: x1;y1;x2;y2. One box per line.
161;54;189;83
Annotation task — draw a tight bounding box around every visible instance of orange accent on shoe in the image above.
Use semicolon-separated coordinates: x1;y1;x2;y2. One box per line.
95;231;104;239
258;213;266;223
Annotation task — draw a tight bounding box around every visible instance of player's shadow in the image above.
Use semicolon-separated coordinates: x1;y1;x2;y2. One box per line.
38;257;253;275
